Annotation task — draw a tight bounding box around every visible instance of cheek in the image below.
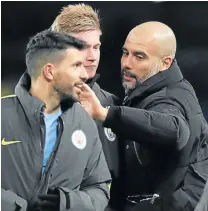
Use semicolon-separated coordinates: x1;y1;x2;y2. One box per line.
121;56;127;68
133;62;147;77
61;71;76;84
121;56;124;65
95;50;100;61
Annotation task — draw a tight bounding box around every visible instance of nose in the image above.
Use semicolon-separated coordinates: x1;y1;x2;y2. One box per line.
121;55;132;70
80;66;89;82
86;48;96;61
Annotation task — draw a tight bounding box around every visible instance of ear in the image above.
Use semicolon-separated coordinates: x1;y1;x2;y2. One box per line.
42;63;54;82
160;57;173;71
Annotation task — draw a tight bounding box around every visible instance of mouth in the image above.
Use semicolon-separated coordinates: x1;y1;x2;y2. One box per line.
84;65;97;71
123;73;134;81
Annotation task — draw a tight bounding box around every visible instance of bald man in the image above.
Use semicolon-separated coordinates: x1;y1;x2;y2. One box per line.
78;21;208;211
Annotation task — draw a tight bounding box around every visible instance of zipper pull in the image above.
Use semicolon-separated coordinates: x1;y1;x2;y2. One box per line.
150;194;160;204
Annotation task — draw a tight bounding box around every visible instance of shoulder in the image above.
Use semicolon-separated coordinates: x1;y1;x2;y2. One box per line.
167;79;197;99
1;95;22;126
166;79;201;108
67;102;98;129
1;94;17;100
92;83;120;106
1;94;19;107
163;79;202;117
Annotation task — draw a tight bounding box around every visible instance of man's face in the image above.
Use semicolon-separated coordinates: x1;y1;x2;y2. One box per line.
72;30;101;79
52;48;88;100
121;34;160;92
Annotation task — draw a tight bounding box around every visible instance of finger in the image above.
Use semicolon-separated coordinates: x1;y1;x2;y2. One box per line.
79;88;94;97
80;83;93;92
74;83;85;91
79;94;89;102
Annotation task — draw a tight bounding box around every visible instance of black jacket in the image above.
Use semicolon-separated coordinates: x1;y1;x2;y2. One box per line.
104;60;208;211
87;75;121;180
1;72;111;211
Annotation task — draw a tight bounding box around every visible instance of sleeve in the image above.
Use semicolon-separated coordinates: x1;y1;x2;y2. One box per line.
57;135;111;211
194;180;208;211
103;99;190;150
1;189;28;211
111;94;121;106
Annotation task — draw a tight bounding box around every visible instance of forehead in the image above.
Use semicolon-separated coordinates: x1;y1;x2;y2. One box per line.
63;48;86;62
124;31;158;56
71;30;101;46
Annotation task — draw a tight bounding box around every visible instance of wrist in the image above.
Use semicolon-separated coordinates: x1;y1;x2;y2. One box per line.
96;106;108;122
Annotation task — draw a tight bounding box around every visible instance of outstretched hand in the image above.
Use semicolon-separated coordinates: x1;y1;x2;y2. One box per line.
77;83;108;121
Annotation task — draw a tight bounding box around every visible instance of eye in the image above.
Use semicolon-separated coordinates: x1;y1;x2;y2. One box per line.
135;55;144;60
93;45;100;50
122;50;129;56
74;62;82;68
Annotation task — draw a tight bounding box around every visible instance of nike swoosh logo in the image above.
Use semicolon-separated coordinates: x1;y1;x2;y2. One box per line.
1;138;21;146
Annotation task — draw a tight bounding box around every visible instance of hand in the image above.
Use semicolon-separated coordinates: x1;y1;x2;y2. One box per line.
78;84;108;121
36;188;60;211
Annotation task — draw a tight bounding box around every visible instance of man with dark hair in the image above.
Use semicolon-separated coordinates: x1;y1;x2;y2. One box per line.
78;21;208;211
1;30;111;211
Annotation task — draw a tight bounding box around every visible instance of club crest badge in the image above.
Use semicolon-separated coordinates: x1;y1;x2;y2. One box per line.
104;127;116;142
104;106;116;141
71;130;87;150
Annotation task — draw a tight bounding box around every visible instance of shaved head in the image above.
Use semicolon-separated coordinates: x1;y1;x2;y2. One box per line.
128;21;176;59
121;21;177;93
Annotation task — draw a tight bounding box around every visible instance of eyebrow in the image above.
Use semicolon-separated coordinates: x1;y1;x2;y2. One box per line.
122;47;147;57
94;43;101;47
72;60;83;66
122;47;128;51
133;51;147;58
88;42;101;47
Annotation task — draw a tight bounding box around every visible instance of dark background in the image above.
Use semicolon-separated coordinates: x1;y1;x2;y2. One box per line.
1;1;208;119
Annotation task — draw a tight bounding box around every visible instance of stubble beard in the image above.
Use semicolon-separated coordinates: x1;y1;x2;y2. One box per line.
52;84;73;103
122;62;160;95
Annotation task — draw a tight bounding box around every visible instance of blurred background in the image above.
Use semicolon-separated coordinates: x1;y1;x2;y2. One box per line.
1;1;208;120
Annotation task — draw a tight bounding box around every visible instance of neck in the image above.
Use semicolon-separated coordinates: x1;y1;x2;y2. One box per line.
30;78;60;114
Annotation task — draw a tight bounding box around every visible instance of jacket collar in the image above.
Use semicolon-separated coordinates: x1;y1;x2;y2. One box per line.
125;60;183;103
15;72;44;123
15;72;75;122
86;74;100;88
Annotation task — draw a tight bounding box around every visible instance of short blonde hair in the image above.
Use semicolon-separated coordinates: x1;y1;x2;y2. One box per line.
51;3;101;34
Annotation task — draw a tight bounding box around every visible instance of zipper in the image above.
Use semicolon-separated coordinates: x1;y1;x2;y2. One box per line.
40;112;46;171
44;117;64;193
150;193;160;204
133;141;142;164
30;112;46;200
30;115;64;200
38;117;63;195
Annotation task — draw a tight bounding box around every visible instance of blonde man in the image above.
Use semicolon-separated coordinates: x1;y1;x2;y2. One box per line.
51;4;120;194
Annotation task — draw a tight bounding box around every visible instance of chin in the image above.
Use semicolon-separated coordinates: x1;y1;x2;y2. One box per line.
122;81;136;90
85;68;97;79
88;72;96;79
